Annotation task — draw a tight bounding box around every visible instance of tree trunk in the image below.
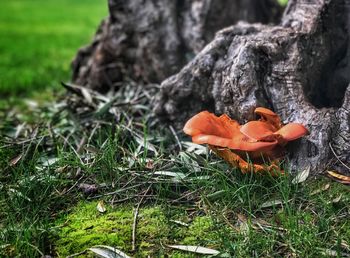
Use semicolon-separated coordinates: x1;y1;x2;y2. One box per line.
71;0;350;174
72;0;282;91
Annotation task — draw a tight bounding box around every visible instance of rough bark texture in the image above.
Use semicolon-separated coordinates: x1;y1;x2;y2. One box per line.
155;0;350;173
72;0;350;174
72;0;282;91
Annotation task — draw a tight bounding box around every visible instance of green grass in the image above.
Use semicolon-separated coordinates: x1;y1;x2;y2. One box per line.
0;0;107;96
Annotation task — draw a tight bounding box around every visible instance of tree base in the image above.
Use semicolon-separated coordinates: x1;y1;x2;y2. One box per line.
71;0;350;174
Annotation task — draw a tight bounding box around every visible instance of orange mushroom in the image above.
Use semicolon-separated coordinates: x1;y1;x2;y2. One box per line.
183;107;308;174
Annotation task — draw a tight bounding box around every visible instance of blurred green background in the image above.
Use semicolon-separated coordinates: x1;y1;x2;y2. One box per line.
0;0;107;96
0;0;288;97
278;0;288;5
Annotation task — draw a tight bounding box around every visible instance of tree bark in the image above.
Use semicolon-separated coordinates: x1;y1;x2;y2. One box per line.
154;0;350;173
71;0;350;174
72;0;282;91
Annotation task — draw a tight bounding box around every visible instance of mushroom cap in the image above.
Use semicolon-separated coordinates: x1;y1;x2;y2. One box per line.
255;107;282;130
192;134;277;152
274;123;309;141
240;121;276;141
255;107;278;116
183;108;309;173
183;111;277;152
183;111;239;139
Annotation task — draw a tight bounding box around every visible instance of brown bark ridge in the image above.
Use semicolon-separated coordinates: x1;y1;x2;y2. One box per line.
155;0;350;173
72;0;282;91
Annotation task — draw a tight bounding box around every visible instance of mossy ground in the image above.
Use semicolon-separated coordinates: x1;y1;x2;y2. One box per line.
54;176;350;257
55;202;224;257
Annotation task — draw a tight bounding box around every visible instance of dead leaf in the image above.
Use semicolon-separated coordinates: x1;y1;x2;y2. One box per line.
88;245;131;258
55;165;68;173
41;157;60;167
327;178;350;185
15;123;26;139
81;88;93;105
251;218;287;232
332;194;342;203
341;240;350;251
97;201;106;213
134;136;158;155
167;245;220;255
336;180;350;185
261;199;284;208
327;171;350;182
237;213;247;223
145;160;154;170
310;183;330;196
292;166;310;184
10;154;23;166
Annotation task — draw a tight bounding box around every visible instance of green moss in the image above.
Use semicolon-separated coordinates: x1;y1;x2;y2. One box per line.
55;202;225;257
182;216;220;246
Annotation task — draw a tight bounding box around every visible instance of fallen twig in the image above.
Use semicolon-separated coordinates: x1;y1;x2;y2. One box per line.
132;184;152;252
